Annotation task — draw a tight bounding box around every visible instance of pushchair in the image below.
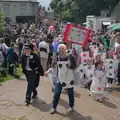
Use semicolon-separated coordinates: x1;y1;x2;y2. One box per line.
0;51;6;76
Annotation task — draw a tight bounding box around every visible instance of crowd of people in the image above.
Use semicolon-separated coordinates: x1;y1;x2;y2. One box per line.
0;22;120;114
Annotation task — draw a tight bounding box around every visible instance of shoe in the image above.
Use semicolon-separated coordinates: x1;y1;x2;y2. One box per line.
50;108;56;114
88;92;91;96
32;90;38;99
67;107;74;113
99;99;103;103
32;95;37;99
25;101;30;106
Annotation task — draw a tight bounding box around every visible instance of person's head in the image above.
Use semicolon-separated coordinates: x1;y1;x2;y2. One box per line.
107;49;113;58
87;58;93;66
31;39;36;43
10;43;14;48
58;44;67;56
95;61;103;70
14;45;18;51
95;53;102;62
24;44;33;55
99;44;104;50
26;39;30;44
59;34;63;41
0;38;5;43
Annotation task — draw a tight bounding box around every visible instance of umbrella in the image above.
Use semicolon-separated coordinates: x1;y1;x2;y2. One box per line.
107;23;120;29
112;25;120;31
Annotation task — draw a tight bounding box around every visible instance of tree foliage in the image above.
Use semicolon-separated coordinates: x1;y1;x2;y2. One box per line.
0;11;5;34
50;0;120;23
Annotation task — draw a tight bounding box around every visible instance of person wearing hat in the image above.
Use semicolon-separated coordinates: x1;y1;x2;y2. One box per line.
22;44;44;105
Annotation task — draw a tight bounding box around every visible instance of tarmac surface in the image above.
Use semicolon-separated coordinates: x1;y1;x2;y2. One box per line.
0;77;120;120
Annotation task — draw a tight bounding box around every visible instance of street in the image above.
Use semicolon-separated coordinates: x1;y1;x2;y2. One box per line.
0;77;120;120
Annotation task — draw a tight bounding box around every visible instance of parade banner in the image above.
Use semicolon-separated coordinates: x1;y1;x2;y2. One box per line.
63;24;91;46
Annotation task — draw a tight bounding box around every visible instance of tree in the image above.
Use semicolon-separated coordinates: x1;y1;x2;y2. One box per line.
50;0;120;23
0;11;5;35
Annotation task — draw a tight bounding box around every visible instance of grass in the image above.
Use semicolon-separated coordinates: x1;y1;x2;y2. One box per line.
0;75;14;83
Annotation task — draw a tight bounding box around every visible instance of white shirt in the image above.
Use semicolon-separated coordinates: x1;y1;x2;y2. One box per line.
39;41;50;58
0;43;8;54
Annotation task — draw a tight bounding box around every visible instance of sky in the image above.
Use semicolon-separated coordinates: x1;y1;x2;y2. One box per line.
38;0;52;8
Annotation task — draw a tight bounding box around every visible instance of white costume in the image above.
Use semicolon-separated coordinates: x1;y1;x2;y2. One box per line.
81;51;89;66
105;58;118;79
57;61;74;89
91;69;107;95
89;45;98;59
84;65;94;83
76;64;85;85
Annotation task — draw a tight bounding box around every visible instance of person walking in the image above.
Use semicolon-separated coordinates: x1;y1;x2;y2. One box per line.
22;44;44;105
39;38;50;71
50;44;77;114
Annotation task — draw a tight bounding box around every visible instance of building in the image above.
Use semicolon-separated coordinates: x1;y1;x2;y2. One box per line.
0;0;39;23
85;15;115;32
46;8;55;25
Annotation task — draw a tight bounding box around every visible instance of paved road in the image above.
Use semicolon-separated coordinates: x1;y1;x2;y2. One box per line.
0;77;120;120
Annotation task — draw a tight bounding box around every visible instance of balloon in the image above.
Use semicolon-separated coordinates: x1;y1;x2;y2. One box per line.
49;25;55;32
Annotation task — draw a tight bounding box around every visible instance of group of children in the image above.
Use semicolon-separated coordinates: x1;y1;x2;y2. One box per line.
76;43;118;102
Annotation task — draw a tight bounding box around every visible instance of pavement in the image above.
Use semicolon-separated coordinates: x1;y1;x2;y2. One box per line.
0;77;120;120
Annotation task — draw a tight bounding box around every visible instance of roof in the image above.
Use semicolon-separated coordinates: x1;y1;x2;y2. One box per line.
0;0;39;2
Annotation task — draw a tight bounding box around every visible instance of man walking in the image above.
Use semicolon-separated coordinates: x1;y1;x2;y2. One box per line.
22;44;44;105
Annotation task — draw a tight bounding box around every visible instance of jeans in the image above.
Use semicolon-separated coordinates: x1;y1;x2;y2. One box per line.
52;82;74;109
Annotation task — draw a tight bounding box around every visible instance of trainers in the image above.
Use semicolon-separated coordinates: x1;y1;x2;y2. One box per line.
50;108;56;114
67;107;74;113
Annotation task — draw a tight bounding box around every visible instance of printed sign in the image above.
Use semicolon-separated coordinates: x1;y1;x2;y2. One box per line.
63;24;91;46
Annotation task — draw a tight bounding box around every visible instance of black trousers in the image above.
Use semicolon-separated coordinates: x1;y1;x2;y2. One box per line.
108;78;113;84
25;71;40;101
8;62;14;75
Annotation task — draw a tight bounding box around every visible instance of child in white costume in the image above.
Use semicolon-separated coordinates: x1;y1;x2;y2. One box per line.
84;58;94;95
105;50;118;90
76;64;85;86
91;61;107;102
